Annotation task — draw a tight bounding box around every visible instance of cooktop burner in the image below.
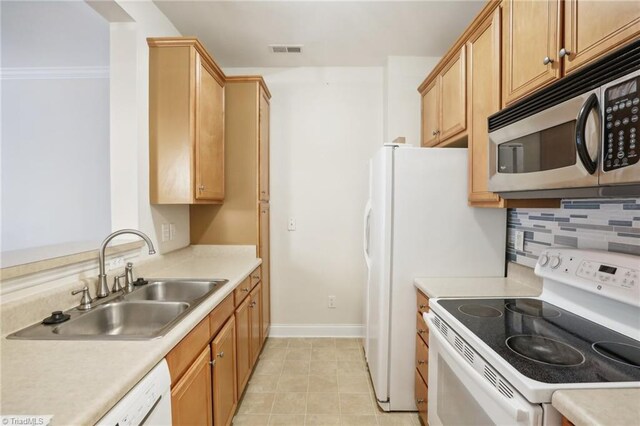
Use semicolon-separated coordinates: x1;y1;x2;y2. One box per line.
505;299;560;318
506;335;585;366
458;304;502;318
436;298;640;384
593;342;640;368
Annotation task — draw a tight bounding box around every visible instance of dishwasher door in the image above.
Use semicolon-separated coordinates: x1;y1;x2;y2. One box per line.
97;359;172;426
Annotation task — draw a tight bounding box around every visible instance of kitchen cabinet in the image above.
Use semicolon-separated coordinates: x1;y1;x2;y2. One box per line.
419;48;466;147
502;0;561;106
171;346;213;426
415;289;430;424
211;317;237;426
250;282;263;364
148;37;226;204
235;294;252;398
259;202;270;344
259;88;271;202
563;0;640;74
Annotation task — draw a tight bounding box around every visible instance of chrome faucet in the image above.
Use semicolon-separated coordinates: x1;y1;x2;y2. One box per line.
97;229;156;298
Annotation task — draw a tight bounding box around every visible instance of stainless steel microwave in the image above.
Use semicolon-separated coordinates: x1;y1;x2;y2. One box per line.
488;44;640;199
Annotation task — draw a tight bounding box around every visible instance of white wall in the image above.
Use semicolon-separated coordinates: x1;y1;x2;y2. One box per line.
226;67;384;334
384;56;440;146
1;1;111;252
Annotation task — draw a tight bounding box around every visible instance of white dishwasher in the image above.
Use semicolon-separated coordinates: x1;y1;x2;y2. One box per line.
97;359;172;426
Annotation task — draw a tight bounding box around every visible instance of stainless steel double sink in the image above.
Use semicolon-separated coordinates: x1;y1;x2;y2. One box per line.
9;279;228;340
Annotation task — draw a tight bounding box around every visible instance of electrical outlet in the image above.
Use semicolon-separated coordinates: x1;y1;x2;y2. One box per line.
161;224;170;242
288;218;296;231
328;295;336;309
108;256;124;271
169;223;176;241
515;230;525;252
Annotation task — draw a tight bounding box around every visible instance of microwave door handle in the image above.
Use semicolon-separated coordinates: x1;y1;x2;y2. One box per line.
575;93;599;175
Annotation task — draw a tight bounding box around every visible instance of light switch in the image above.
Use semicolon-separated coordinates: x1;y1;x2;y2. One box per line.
161;224;170;242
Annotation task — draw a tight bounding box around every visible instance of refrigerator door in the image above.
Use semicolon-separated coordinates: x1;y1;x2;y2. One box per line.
365;146;395;405
386;147;506;410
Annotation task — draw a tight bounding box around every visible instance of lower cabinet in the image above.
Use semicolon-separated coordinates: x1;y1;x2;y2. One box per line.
415;289;430;425
171;346;213;426
415;370;428;426
235;294;252;398
211;317;237;426
250;283;262;365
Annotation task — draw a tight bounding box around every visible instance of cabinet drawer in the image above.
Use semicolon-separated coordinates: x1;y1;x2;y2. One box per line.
416;334;429;383
166;317;211;385
416;312;429;345
415;369;428;425
234;277;252;307
250;266;261;289
417;290;429;315
210;293;234;336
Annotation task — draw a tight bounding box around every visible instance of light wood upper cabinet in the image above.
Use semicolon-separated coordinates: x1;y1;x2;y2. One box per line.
148;37;225;204
171;346;213;426
420;48;466;146
563;0;640;74
211;317;237;426
439;48;467;141
259;89;270;202
421;80;440;147
259;202;270;344
502;0;562;106
467;8;504;207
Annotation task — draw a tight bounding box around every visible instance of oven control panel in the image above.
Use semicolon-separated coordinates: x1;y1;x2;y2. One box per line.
535;248;640;307
603;75;639;171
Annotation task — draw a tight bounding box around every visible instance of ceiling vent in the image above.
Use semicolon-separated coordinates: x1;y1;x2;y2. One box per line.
270;45;303;54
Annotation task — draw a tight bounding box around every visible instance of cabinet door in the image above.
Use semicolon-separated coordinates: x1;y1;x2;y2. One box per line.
502;0;561;106
195;55;225;201
171;346;213;426
259;89;270;202
563;0;640;74
421;79;440;147
467;8;504;207
259;202;270;343
235;296;251;398
249;282;262;365
439;48;466;142
211;317;237;426
415;369;428;425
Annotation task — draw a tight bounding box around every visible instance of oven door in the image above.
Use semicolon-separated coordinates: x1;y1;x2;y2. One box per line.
488;89;601;193
425;314;542;426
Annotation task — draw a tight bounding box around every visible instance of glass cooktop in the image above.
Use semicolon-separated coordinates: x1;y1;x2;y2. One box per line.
437;298;640;384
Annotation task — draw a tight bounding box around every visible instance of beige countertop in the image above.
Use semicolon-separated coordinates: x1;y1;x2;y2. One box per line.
0;245;261;425
553;389;640;426
413;276;542;299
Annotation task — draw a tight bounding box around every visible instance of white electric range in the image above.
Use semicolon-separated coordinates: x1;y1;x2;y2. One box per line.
424;248;640;426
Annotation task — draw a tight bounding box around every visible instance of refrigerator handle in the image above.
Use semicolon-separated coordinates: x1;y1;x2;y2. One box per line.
363;200;372;268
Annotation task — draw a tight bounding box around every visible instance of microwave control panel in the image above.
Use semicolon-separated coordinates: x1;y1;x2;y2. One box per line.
603;75;639;172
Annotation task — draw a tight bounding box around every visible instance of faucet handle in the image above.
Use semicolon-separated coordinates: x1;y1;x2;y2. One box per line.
112;274;125;293
72;286;93;310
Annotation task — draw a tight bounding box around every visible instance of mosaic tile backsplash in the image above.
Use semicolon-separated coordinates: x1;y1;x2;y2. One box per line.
507;198;640;268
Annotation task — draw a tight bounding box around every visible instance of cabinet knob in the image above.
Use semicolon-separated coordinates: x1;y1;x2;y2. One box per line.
198;185;205;191
417;328;427;334
418;360;427;365
242;288;250;292
252;275;260;279
543;56;554;65
419;304;428;309
559;48;571;58
209;360;216;367
416;399;425;405
217;351;225;358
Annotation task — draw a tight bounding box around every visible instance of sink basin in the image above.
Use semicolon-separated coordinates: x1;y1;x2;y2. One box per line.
124;279;228;303
8;278;230;340
53;301;189;339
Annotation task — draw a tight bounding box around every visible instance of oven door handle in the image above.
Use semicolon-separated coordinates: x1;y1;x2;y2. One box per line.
425;314;542;425
575;92;599;175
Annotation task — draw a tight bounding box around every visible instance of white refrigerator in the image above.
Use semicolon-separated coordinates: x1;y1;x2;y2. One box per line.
363;144;506;411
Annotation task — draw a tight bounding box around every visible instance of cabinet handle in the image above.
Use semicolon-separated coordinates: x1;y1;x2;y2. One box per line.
252;275;260;279
419;304;427;309
418;360;427;365
417;328;427;334
559;48;571;58
241;287;250;292
543;56;554;65
217;351;225;358
209;360;216;367
198;185;205;191
416;399;425;405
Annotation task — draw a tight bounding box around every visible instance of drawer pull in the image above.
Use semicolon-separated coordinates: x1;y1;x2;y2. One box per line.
209;360;216;367
416;399;425;405
419;304;427;309
252;275;260;279
417;328;427;334
418;360;427;365
242;288;250;292
217;351;225;358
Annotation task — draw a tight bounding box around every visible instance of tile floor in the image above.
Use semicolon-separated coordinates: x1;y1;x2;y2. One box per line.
233;338;421;426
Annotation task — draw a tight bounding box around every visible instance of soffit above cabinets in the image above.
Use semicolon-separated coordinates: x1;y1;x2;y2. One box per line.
153;0;485;67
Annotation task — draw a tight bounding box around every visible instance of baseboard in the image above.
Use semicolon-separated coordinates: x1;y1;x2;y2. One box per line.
269;324;364;338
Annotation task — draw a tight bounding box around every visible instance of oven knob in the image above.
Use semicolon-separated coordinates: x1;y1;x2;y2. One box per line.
539;254;549;267
550;256;562;269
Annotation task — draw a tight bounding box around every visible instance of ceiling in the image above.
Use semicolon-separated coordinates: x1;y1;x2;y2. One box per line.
153;0;485;67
